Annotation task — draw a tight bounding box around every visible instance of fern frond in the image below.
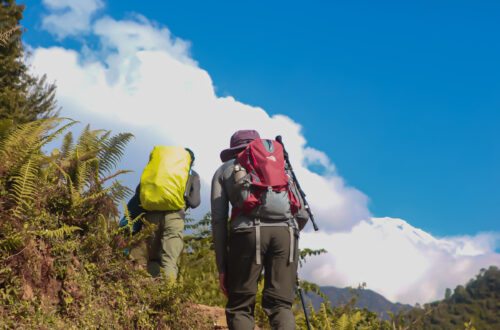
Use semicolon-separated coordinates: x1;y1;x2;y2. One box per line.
75;155;97;191
0;118;72;169
38;225;82;239
98;214;109;240
0;118;14;142
61;131;74;158
96;130;111;146
11;158;40;217
74;181;120;207
38;118;78;150
99;132;134;174
107;180;133;205
335;314;349;330
0;232;24;258
77;125;104;153
0;120;42;162
53;162;74;195
351;311;362;326
99;170;133;186
67;147;98;192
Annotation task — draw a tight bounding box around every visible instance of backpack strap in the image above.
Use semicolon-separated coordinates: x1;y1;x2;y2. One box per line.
183;148;195;202
253;218;296;265
288;220;294;264
255;218;261;265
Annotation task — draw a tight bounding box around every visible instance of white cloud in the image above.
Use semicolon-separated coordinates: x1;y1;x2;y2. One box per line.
93;16;197;68
42;0;104;39
30;10;500;304
31;14;369;233
299;217;500;305
303;147;336;173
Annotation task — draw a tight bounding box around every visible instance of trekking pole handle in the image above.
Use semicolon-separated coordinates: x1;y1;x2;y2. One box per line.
276;135;319;231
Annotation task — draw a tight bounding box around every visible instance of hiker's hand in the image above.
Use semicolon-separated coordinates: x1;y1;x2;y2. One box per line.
219;273;228;298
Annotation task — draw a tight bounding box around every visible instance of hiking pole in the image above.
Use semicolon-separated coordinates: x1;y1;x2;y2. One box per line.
296;274;312;330
275;135;319;231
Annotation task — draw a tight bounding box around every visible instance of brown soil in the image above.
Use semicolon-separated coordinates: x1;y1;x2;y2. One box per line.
195;304;263;329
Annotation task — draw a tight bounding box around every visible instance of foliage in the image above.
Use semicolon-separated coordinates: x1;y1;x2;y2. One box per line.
0;0;58;125
294;283;391;330
178;213;228;307
394;266;499;329
1;118;495;329
0;119;211;328
177;215;393;329
178;217;497;329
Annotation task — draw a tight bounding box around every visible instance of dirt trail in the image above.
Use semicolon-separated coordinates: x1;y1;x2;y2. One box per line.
195;304;263;329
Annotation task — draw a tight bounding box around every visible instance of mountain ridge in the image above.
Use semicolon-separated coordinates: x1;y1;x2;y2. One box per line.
307;285;413;319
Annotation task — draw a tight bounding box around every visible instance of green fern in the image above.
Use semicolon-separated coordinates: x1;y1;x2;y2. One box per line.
0;233;24;258
335;314;349;330
107;179;133;205
60;131;74;158
351;311;362;326
37;225;82;239
74;181;121;207
120;201;144;236
0;118;14;142
10;158;39;218
320;303;333;329
98;132;134;174
0;118;76;176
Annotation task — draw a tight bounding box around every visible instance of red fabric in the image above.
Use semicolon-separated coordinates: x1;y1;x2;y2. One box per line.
238;139;289;187
231;139;301;218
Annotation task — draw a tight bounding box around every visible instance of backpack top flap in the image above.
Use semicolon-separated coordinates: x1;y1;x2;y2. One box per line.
232;139;301;219
140;146;192;211
237;139;289;188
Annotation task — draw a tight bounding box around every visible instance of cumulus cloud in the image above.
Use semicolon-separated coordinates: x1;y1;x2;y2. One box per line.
299;217;500;304
30;8;500;304
31;13;369;232
42;0;104;39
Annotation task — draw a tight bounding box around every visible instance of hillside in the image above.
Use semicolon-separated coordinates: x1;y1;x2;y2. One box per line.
397;265;499;329
307;286;412;319
0;119;216;328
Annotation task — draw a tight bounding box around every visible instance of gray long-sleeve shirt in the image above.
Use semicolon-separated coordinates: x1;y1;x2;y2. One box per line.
210;159;309;274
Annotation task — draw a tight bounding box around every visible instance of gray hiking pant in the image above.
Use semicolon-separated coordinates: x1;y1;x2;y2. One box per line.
146;211;184;279
226;225;299;330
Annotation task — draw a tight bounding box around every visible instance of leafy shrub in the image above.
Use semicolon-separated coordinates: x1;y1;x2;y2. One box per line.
0;119;212;328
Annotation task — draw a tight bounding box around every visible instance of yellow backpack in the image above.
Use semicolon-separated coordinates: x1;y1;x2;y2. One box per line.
139;146;192;211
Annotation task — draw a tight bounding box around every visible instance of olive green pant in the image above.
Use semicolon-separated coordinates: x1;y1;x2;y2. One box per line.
226;226;299;330
146;211;184;279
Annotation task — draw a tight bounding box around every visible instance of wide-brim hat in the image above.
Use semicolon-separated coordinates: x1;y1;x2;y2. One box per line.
220;129;260;162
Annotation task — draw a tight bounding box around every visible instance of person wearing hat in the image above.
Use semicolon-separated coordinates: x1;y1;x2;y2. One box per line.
211;130;305;329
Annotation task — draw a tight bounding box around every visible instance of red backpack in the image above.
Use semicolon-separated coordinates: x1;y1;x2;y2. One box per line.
231;139;300;219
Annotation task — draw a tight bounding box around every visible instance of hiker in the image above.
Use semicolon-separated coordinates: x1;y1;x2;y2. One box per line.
211;130;309;329
140;146;200;279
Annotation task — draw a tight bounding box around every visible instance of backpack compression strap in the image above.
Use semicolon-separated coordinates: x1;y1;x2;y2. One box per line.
253;218;296;265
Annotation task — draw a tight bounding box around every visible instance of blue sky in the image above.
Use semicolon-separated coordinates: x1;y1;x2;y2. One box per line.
23;0;499;237
20;0;499;303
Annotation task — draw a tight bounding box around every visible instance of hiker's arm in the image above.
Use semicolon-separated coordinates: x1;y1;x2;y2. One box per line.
185;171;201;209
210;166;229;275
128;184;146;218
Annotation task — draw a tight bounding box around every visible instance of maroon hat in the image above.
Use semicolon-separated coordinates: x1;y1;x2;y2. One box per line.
220;129;260;162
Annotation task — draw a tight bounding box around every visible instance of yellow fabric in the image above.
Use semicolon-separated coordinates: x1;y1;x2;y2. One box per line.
140;146;192;211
